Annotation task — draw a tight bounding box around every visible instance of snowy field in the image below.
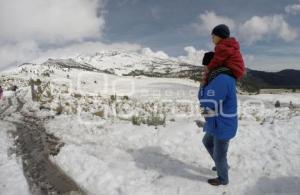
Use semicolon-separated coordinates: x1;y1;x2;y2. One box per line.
44;114;300;195
43;88;300;195
0;68;300;195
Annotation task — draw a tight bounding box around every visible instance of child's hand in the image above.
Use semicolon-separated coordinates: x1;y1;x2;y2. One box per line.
195;119;205;128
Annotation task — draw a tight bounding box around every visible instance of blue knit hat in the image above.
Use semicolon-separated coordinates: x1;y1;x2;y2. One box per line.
211;24;230;39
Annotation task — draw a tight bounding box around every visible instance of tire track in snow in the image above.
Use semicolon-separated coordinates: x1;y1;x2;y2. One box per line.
0;97;12;115
1;95;86;195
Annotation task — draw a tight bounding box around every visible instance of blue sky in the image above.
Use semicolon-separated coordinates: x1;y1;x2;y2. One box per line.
104;0;293;53
0;0;300;71
103;0;300;70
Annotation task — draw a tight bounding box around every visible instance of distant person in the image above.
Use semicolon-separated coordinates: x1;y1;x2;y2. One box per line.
202;24;245;86
198;50;239;186
289;101;295;109
12;85;18;96
0;86;3;100
12;85;18;92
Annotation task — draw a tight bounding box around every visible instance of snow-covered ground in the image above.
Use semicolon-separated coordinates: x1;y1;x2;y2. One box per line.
249;93;300;104
0;55;300;194
0;93;30;195
44;102;300;195
0;122;30;195
46;74;300;195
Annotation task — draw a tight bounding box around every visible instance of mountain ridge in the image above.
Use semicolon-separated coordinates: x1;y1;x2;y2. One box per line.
11;50;300;92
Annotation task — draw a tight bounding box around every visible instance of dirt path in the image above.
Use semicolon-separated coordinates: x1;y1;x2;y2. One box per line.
1;94;86;195
0;97;12;115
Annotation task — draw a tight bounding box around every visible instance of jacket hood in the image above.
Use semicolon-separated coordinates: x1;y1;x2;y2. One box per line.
218;37;240;50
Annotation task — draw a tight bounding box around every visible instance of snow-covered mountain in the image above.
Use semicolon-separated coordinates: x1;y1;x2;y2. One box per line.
5;50;200;87
74;50;199;75
12;50;299;95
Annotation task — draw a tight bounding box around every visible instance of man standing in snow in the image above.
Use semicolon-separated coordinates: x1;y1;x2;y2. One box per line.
198;51;238;186
198;24;241;186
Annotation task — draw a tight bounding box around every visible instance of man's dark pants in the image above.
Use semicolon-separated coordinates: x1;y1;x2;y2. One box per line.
202;132;230;184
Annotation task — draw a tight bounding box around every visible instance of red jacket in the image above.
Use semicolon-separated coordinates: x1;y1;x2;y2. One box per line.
207;37;245;80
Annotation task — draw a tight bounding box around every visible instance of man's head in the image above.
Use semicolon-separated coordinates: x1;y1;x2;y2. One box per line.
211;24;230;45
202;52;214;66
201;52;214;78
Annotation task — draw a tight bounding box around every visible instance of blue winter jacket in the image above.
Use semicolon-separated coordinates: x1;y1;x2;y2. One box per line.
198;74;238;140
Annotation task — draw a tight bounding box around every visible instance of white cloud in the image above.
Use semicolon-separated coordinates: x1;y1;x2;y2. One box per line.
0;0;107;69
141;46;206;65
140;48;169;59
246;55;300;71
35;42;142;64
239;15;298;44
0;41;142;71
0;0;105;44
243;54;255;68
0;41;39;70
285;0;300;15
193;11;236;34
177;46;206;65
192;11;298;45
